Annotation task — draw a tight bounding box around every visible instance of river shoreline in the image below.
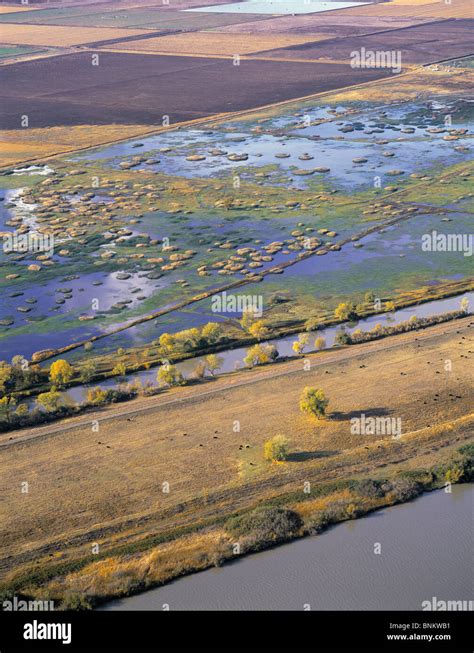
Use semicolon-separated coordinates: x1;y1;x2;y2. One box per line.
101;482;474;612
3;439;472;610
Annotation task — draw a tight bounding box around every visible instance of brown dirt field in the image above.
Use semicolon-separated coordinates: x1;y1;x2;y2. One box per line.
262;19;474;65
110;32;328;56
212;14;437;35
0;23;154;46
0;51;393;131
329;0;472;18
1;319;472;579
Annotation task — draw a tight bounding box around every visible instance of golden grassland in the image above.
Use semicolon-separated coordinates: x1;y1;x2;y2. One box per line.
0;23;154;47
1;320;472;601
109;32;327;56
0;5;39;13
0;124;160;168
0;5;40;14
326;66;474;104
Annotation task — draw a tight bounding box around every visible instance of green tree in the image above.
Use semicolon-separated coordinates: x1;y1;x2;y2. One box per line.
240;309;256;332
335;329;351;345
157;364;183;387
49;359;74;388
244;344;278;368
159;332;175;354
460;297;470;313
15;403;29;420
292;334;308;355
299;387;329;419
80;361;97;384
112;361;127;378
264;435;289;462
0;362;13;396
364;291;375;304
201;322;222;344
248;320;269;341
193;361;207;379
314;336;326;351
305;317;319;332
36;388;62;412
10;355;28;390
334;302;357;321
0;395;16;423
174;328;200;351
87;387;109;405
206;354;223;376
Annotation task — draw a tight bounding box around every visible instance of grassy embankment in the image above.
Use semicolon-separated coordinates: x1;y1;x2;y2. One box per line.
0;322;472;607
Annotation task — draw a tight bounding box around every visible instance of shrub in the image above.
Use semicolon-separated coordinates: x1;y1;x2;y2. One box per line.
445;465;464;484
386;478;422;503
334;302;358;321
305;317;319;332
79;361;97;383
458;443;474;458
86;387;108;406
111;362;127;378
335;329;351;345
299;387;328;419
264;435;289;462
225;507;302;544
350;479;385;498
60;593;92;611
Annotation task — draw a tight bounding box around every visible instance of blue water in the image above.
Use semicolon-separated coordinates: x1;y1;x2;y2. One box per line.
186;0;371;15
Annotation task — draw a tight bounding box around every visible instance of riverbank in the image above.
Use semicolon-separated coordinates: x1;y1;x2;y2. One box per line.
1;321;472;608
3;445;473;610
102;483;474;611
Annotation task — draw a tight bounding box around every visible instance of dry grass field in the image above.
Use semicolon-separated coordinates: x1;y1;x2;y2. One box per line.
0;5;39;13
0;23;154;47
1;319;472;593
0;124;156;168
110;32;328;56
